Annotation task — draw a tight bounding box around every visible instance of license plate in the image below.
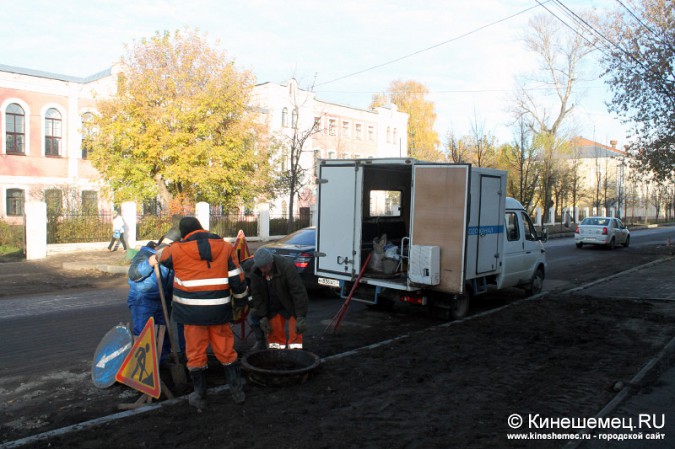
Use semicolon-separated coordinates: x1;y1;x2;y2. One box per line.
318;277;340;288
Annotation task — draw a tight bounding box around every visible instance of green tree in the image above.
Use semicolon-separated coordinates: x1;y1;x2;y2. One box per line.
599;0;674;183
371;80;442;161
87;28;270;210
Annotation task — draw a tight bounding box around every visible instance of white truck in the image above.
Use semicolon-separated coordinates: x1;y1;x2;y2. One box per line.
314;158;548;319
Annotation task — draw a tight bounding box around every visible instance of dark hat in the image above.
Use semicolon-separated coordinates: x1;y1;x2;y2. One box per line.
179;217;203;238
254;248;274;268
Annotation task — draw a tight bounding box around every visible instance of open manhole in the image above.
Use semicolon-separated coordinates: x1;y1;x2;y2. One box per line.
241;349;321;387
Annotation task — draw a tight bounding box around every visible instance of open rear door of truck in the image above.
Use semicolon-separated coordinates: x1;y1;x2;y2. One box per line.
411;164;470;294
316;162;363;278
410;164;471;293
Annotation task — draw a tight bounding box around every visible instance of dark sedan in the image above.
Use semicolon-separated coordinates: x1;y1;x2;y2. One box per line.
260;227;333;291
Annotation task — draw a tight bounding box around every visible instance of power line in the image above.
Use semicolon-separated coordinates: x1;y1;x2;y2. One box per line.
314;3;547;88
614;0;657;37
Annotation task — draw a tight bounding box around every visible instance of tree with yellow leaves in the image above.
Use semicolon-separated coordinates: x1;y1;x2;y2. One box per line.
371;80;442;161
87;28;270;211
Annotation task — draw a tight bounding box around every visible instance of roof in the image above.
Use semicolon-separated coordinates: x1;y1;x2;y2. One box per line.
570;136;628;159
0;64;113;84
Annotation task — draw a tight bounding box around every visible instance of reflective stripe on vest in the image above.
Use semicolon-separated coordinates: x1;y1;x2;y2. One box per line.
268;343;286;349
288;343;303;349
173;295;231;306
174;276;229;288
229;266;243;277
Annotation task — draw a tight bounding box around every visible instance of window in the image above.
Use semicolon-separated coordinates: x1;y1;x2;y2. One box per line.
313;116;321;131
393;128;397;144
329;119;336;136
291;109;298;128
386;127;391;143
355;124;362;140
6;189;25;216
82;190;98;213
369;190;402;217
6;103;25;154
45;108;62;156
505;212;520;241
281;107;288;127
327;150;337;159
521;211;538;241
368;125;374;141
81;112;94;159
342;121;350;137
45;189;63;215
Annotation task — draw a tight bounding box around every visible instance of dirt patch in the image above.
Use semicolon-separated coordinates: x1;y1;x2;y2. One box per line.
3;294;675;449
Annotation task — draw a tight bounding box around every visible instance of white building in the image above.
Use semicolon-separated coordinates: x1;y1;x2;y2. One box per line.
251;78;408;216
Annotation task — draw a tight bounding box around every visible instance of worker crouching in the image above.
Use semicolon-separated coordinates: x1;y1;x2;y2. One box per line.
249;248;309;349
149;217;249;408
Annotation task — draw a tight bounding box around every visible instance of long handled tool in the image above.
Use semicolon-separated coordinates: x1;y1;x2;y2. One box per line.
154;265;188;392
325;252;372;335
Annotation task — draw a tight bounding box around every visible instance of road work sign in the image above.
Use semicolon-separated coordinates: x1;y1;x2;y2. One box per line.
115;317;161;399
91;324;133;389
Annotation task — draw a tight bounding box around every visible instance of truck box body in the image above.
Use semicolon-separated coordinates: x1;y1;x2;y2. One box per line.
315;158;546;316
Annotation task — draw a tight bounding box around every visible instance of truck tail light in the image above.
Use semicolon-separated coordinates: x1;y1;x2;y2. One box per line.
575;226;579;234
400;293;427;305
294;252;313;269
602;227;608;235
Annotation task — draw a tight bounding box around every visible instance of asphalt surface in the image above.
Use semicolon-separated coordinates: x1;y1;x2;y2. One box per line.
6;241;675;447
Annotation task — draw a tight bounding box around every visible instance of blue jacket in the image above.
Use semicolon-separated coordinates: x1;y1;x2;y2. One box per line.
127;246;174;310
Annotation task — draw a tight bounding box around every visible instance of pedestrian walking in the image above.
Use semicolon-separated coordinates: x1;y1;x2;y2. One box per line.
149;217;249;408
107;210;128;252
248;247;309;350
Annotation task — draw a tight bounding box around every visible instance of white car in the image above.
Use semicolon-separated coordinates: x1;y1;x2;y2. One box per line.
575;217;630;249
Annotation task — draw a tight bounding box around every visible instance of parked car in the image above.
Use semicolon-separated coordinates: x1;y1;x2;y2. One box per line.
574;217;630;249
260;227;336;292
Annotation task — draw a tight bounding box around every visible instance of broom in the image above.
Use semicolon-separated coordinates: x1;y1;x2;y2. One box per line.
154;265;188;392
325;252;372;335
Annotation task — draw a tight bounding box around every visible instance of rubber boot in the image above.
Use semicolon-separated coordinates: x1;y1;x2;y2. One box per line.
251;325;267;351
223;362;246;404
188;368;208;409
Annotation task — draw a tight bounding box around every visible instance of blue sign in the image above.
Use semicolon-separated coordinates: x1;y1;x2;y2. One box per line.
467;225;503;236
91;324;133;389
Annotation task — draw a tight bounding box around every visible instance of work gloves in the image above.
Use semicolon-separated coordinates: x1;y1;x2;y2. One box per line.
295;316;307;334
232;296;248;322
259;317;271;334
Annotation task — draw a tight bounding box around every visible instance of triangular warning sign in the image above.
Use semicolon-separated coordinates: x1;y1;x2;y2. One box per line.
115;317;161;399
234;229;251;261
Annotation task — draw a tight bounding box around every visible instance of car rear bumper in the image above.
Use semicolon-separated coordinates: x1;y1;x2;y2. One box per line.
575;236;610;245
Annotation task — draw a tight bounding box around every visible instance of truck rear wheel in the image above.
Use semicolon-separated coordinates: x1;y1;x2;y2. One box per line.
429;293;469;320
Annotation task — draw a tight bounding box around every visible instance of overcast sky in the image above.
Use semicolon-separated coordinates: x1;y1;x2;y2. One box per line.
1;0;629;148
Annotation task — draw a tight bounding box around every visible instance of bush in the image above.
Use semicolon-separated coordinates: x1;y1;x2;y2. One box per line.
0;221;23;253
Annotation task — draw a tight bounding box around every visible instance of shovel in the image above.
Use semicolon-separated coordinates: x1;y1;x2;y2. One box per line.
154;264;188;392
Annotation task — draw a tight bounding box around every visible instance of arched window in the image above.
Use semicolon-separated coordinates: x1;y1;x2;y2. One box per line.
281;107;288;127
291;109;298;128
6;104;25;154
6;189;25;216
45;108;62;156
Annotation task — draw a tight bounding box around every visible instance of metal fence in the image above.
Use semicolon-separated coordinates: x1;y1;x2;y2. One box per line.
44;210;314;244
47;211;112;244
